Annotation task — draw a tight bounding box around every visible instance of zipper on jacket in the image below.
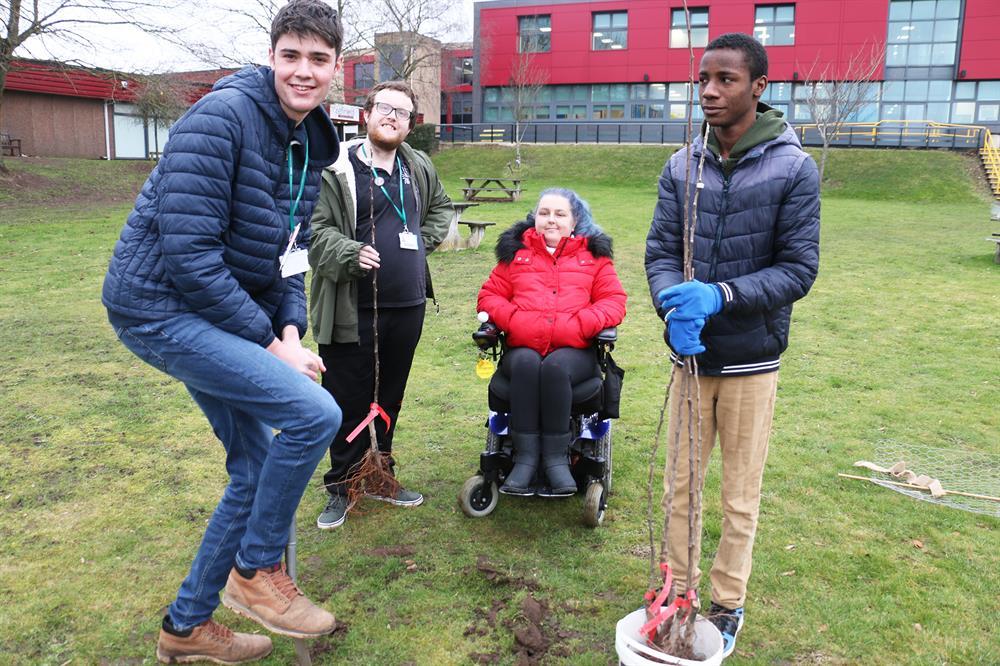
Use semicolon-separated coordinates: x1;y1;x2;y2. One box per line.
709;164;730;282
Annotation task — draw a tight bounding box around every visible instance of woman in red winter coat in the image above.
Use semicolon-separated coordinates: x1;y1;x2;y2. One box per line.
477;188;627;496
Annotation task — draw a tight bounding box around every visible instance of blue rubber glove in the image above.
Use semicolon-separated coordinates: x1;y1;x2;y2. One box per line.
657;280;723;321
665;317;706;356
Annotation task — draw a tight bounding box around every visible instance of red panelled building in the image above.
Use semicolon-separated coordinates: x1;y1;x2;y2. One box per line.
472;0;1000;128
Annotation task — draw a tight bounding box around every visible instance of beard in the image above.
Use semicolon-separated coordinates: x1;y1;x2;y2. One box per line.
367;121;408;151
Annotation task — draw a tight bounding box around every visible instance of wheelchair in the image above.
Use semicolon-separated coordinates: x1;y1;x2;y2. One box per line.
458;315;620;527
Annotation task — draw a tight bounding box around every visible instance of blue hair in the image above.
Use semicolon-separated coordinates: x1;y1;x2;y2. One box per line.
535;187;603;238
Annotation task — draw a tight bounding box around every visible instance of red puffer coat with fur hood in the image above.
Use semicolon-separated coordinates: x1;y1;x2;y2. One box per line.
477;219;627;356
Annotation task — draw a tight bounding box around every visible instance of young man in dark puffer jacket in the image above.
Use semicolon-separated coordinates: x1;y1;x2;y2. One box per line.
645;33;820;658
102;2;345;662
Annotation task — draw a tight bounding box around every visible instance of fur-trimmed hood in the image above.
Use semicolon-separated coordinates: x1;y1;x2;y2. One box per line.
495;217;614;263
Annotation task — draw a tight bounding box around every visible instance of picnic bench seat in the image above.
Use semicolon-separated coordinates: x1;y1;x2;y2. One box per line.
458;220;497;249
1;132;22;157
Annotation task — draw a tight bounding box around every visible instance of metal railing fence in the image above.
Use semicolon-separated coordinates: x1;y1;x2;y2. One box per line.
436;120;999;152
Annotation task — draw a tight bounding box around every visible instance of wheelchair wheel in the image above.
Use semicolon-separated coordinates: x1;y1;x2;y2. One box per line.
485;428;501;454
599;428;612;495
582;481;606;527
459;475;499;518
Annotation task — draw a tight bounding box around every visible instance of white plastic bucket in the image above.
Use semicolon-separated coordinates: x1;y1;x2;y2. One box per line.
615;609;723;666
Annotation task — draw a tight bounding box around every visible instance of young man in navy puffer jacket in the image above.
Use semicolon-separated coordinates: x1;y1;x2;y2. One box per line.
103;1;346;662
645;32;820;658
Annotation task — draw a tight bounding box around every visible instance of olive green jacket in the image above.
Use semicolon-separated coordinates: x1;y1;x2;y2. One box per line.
308;138;454;344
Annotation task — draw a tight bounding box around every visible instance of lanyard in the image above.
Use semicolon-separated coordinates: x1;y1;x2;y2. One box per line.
361;143;408;232
287;133;310;232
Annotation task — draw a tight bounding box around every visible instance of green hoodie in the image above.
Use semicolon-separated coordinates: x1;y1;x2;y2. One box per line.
705;103;787;177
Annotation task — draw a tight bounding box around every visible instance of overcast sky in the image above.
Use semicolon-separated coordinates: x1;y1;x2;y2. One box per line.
15;0;477;73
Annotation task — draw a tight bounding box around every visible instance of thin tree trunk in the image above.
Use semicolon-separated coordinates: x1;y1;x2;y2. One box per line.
0;59;9;173
819;141;830;185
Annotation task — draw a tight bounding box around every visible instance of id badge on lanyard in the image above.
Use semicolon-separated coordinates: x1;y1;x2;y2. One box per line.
281;136;310;277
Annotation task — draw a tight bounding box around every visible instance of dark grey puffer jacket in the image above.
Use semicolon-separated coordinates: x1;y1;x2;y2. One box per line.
645;122;820;376
102;66;339;347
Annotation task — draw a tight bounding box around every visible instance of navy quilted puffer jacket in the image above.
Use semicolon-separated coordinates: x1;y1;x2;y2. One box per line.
102;66;339;347
645;119;820;376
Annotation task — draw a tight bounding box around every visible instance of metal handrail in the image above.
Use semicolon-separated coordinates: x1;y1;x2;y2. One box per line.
794;119;986;144
980;127;1000;198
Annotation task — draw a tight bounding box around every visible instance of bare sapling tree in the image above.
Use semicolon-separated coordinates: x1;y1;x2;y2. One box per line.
0;0;186;171
799;42;885;184
643;1;710;660
353;0;464;87
178;0;357;69
133;74;193;124
507;50;546;169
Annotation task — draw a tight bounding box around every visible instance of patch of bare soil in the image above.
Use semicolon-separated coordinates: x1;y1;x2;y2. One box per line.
467;557;593;664
308;619;350;658
0;169;49;194
0;157;152;210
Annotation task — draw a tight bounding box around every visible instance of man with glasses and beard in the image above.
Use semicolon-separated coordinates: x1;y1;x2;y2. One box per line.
308;81;453;530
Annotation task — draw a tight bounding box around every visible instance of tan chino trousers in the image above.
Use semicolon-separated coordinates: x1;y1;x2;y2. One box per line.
662;368;779;609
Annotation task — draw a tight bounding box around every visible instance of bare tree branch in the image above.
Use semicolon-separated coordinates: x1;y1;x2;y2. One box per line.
799;42;885;184
1;0;186;170
506;49;545;168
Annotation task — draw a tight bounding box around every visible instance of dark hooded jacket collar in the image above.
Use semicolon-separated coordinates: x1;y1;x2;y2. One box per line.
495;217;614;263
213;66;339;167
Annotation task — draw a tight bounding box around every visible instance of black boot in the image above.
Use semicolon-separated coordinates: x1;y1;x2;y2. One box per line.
500;431;540;496
541;432;577;497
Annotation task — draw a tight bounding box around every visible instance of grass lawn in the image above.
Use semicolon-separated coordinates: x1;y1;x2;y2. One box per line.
0;145;997;665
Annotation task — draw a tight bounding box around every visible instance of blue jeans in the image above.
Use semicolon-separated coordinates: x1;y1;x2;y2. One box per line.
112;313;342;630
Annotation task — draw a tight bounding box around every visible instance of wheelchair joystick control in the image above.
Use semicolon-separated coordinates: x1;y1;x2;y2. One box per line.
477;311;489;323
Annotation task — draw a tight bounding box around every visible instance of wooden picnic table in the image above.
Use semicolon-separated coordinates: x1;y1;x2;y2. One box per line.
461;176;522;202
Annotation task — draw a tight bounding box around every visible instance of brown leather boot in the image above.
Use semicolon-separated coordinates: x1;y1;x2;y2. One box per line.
222;564;336;638
156;618;272;664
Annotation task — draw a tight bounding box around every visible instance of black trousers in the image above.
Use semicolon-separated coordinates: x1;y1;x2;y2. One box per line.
318;303;425;495
500;346;597;434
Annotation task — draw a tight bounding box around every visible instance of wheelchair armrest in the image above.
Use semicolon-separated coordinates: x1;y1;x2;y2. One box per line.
472;322;500;351
596;327;618;344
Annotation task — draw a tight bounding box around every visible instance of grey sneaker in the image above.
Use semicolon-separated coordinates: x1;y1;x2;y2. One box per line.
316;493;349;530
366;487;424;507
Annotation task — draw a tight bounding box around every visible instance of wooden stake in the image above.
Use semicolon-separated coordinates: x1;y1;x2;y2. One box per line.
837;473;1000;502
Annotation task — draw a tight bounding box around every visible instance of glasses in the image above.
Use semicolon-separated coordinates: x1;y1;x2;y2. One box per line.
372;101;413;121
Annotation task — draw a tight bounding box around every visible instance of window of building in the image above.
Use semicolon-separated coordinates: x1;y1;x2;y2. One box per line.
379;46;406;81
593;11;627;50
354;62;374;89
978;104;1000;122
555;105;588;120
954;81;975;99
951;101;974;123
450;57;473;86
670;8;709;48
760;81;792;117
753;5;794;46
980;81;1000;101
886;0;960;67
592;104;625;119
446;93;473;124
519;15;551;53
554;85;589;102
